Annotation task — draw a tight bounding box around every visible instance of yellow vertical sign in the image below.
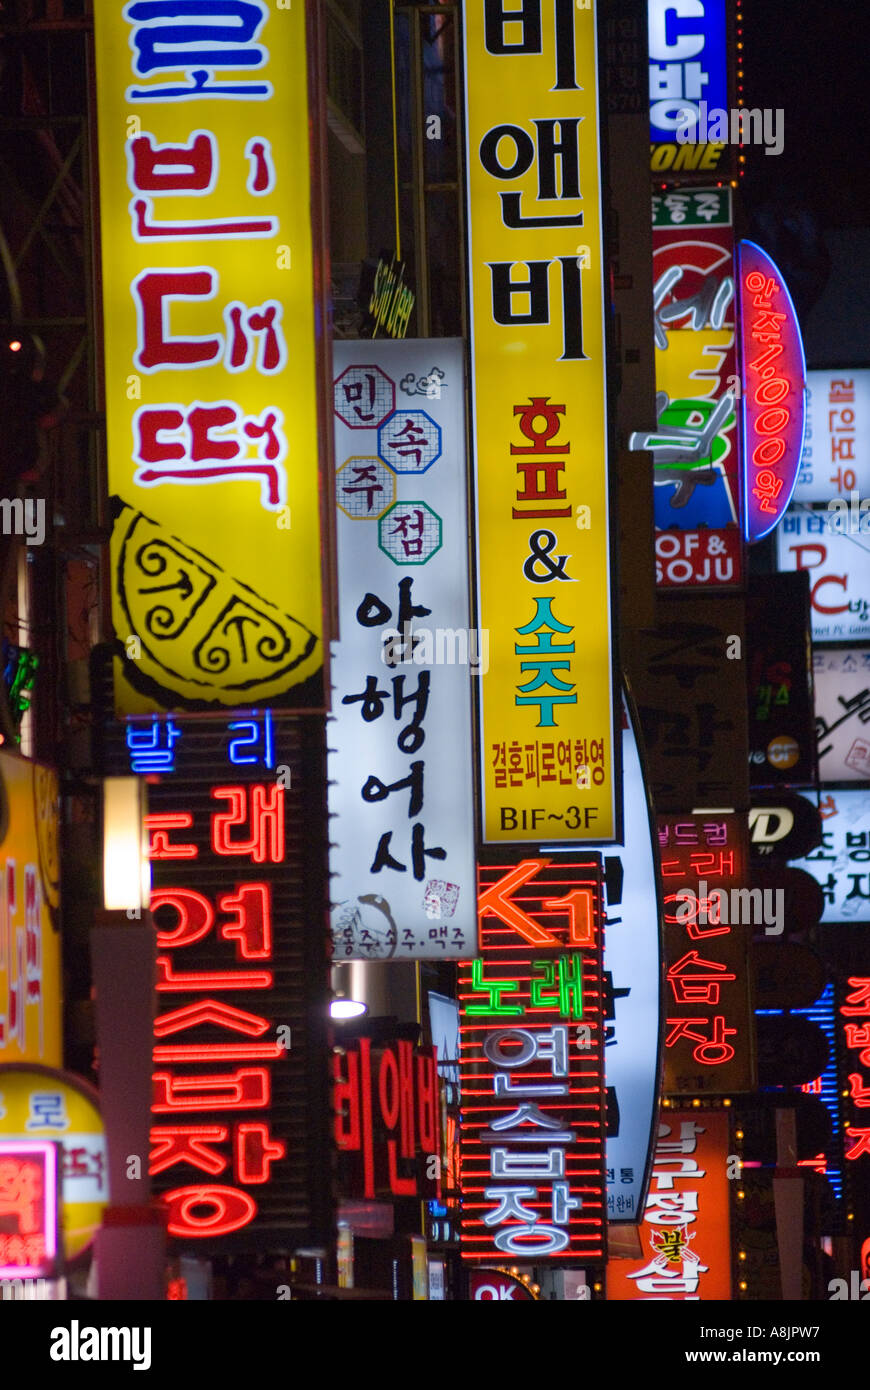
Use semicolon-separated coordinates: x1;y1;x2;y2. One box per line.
0;753;61;1067
463;1;616;842
94;1;325;713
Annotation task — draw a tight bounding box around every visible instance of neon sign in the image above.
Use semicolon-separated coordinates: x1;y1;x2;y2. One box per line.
738;241;807;543
841;977;870;1165
659;813;754;1094
0;1140;57;1277
459;858;606;1262
333;1038;440;1200
144;721;331;1248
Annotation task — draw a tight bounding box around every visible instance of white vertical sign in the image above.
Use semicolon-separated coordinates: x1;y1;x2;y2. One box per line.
329;340;477;959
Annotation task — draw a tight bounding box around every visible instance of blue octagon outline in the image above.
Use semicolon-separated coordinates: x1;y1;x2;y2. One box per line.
377;408;442;474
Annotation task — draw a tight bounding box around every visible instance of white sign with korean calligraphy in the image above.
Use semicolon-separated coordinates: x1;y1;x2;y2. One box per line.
329;340;476;959
793;790;870;922
792;370;870;502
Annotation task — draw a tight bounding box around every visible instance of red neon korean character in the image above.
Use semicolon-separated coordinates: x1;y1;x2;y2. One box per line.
665;1015;737;1065
211;784;284;864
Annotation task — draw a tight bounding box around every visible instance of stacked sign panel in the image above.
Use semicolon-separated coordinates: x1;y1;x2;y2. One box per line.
0;752;61;1069
659;814;755;1094
459;857;607;1261
463;0;617;844
94;2;328;713
793;371;870;502
647;0;730;180
104;712;335;1250
607;1109;732;1300
636;187;742;587
329;340;476;959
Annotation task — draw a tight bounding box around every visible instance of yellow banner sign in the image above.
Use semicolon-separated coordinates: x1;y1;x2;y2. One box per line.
463;1;616;842
94;1;326;713
0;753;61;1067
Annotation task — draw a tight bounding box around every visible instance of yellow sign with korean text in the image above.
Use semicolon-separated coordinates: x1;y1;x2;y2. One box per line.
94;1;326;713
0;1066;106;1263
463;1;616;842
0;753;61;1068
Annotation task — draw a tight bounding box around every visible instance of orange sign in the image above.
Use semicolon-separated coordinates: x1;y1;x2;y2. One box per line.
607;1110;732;1300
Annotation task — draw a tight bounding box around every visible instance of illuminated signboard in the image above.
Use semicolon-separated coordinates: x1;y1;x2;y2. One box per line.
813;649;870;783
333;1038;440;1201
93;1;329;715
329;340;476;959
469;1268;537;1300
606;1109;731;1300
145;721;331;1248
0;752;61;1068
0;1139;57;1278
647;0;728;175
0;1064;106;1264
575;692;661;1225
746;572;817;789
758;983;844;1204
776;505;870;641
738;241;807;543
632;188;741;574
462;0;618;845
659;814;755;1094
792;790;870;923
840;976;870;1184
459;858;606;1262
792;370;870;502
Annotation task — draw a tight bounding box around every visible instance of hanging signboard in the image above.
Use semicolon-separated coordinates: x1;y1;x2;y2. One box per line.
632;188;741;567
738;241;807;543
839;978;870;1262
0;1064;106;1265
792;370;870;503
93;0;330;714
792;790;870;923
145;721;332;1249
458;857;607;1262
647;0;729;178
813;649;870;784
606;1109;732;1300
329;340;476;959
0;752;61;1069
462;0;618;845
333;1037;440;1202
776;505;870;642
659;813;755;1094
0;1139;58;1279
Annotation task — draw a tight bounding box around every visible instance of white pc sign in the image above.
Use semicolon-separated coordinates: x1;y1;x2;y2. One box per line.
776;504;870;641
329;340;477;959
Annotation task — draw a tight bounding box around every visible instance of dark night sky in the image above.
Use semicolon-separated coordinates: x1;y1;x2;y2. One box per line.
740;0;870;363
742;0;870;227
